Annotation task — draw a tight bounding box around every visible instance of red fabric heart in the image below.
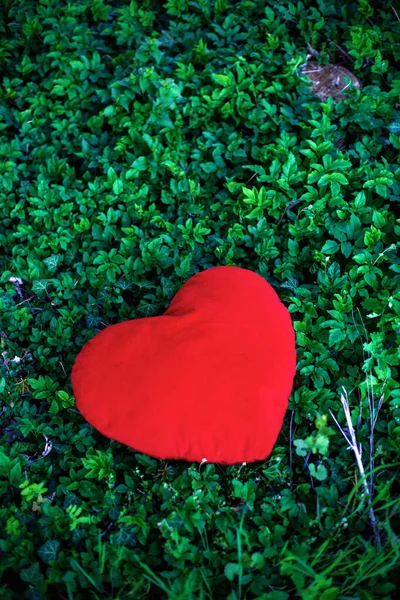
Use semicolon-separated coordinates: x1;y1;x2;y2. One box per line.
71;266;296;464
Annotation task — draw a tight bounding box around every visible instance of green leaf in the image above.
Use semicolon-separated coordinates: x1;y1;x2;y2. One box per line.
112;528;137;547
20;563;44;584
130;157;148;171
293;439;308;457
330;173;349;185
372;210;386;228
224;562;239;581
32;280;51;294
9;462;22;486
341;241;352;258
175;256;192;278
70;60;85;70
85;314;101;328
49;398;59;415
212;73;230;87
113;179;123;195
321;240;339;254
282;152;297;179
43;255;59;271
329;328;346;346
388;121;400;134
201;162;217;173
318;174;331;187
0;452;11;469
104;105;116;117
354;191;366;208
107;166;117;183
309;463;328;481
288;238;299;256
38;540;60;563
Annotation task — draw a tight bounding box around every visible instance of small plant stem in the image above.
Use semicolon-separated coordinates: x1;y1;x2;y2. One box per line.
330;387;381;546
289;409;294;474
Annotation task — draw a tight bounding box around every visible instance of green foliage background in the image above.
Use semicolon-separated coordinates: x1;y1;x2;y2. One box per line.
0;0;399;598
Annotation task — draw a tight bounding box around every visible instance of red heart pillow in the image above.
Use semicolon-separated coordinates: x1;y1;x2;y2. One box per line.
71;266;296;464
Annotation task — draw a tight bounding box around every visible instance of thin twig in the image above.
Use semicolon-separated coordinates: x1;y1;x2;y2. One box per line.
352;309;386;497
15;296;34;307
339;80;352;94
306;43;320;57
59;360;67;377
245;172;257;185
289;410;294;473
367;372;387;495
302;449;312;470
335;43;354;63
391;4;400;22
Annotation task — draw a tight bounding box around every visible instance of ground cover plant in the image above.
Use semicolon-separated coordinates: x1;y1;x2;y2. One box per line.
0;0;400;598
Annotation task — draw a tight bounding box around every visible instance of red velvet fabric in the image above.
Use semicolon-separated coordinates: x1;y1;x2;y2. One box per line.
71;266;296;464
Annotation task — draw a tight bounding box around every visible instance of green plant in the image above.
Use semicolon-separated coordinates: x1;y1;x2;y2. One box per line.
0;0;399;598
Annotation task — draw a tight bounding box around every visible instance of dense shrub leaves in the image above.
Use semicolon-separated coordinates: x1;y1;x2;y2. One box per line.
0;0;399;598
